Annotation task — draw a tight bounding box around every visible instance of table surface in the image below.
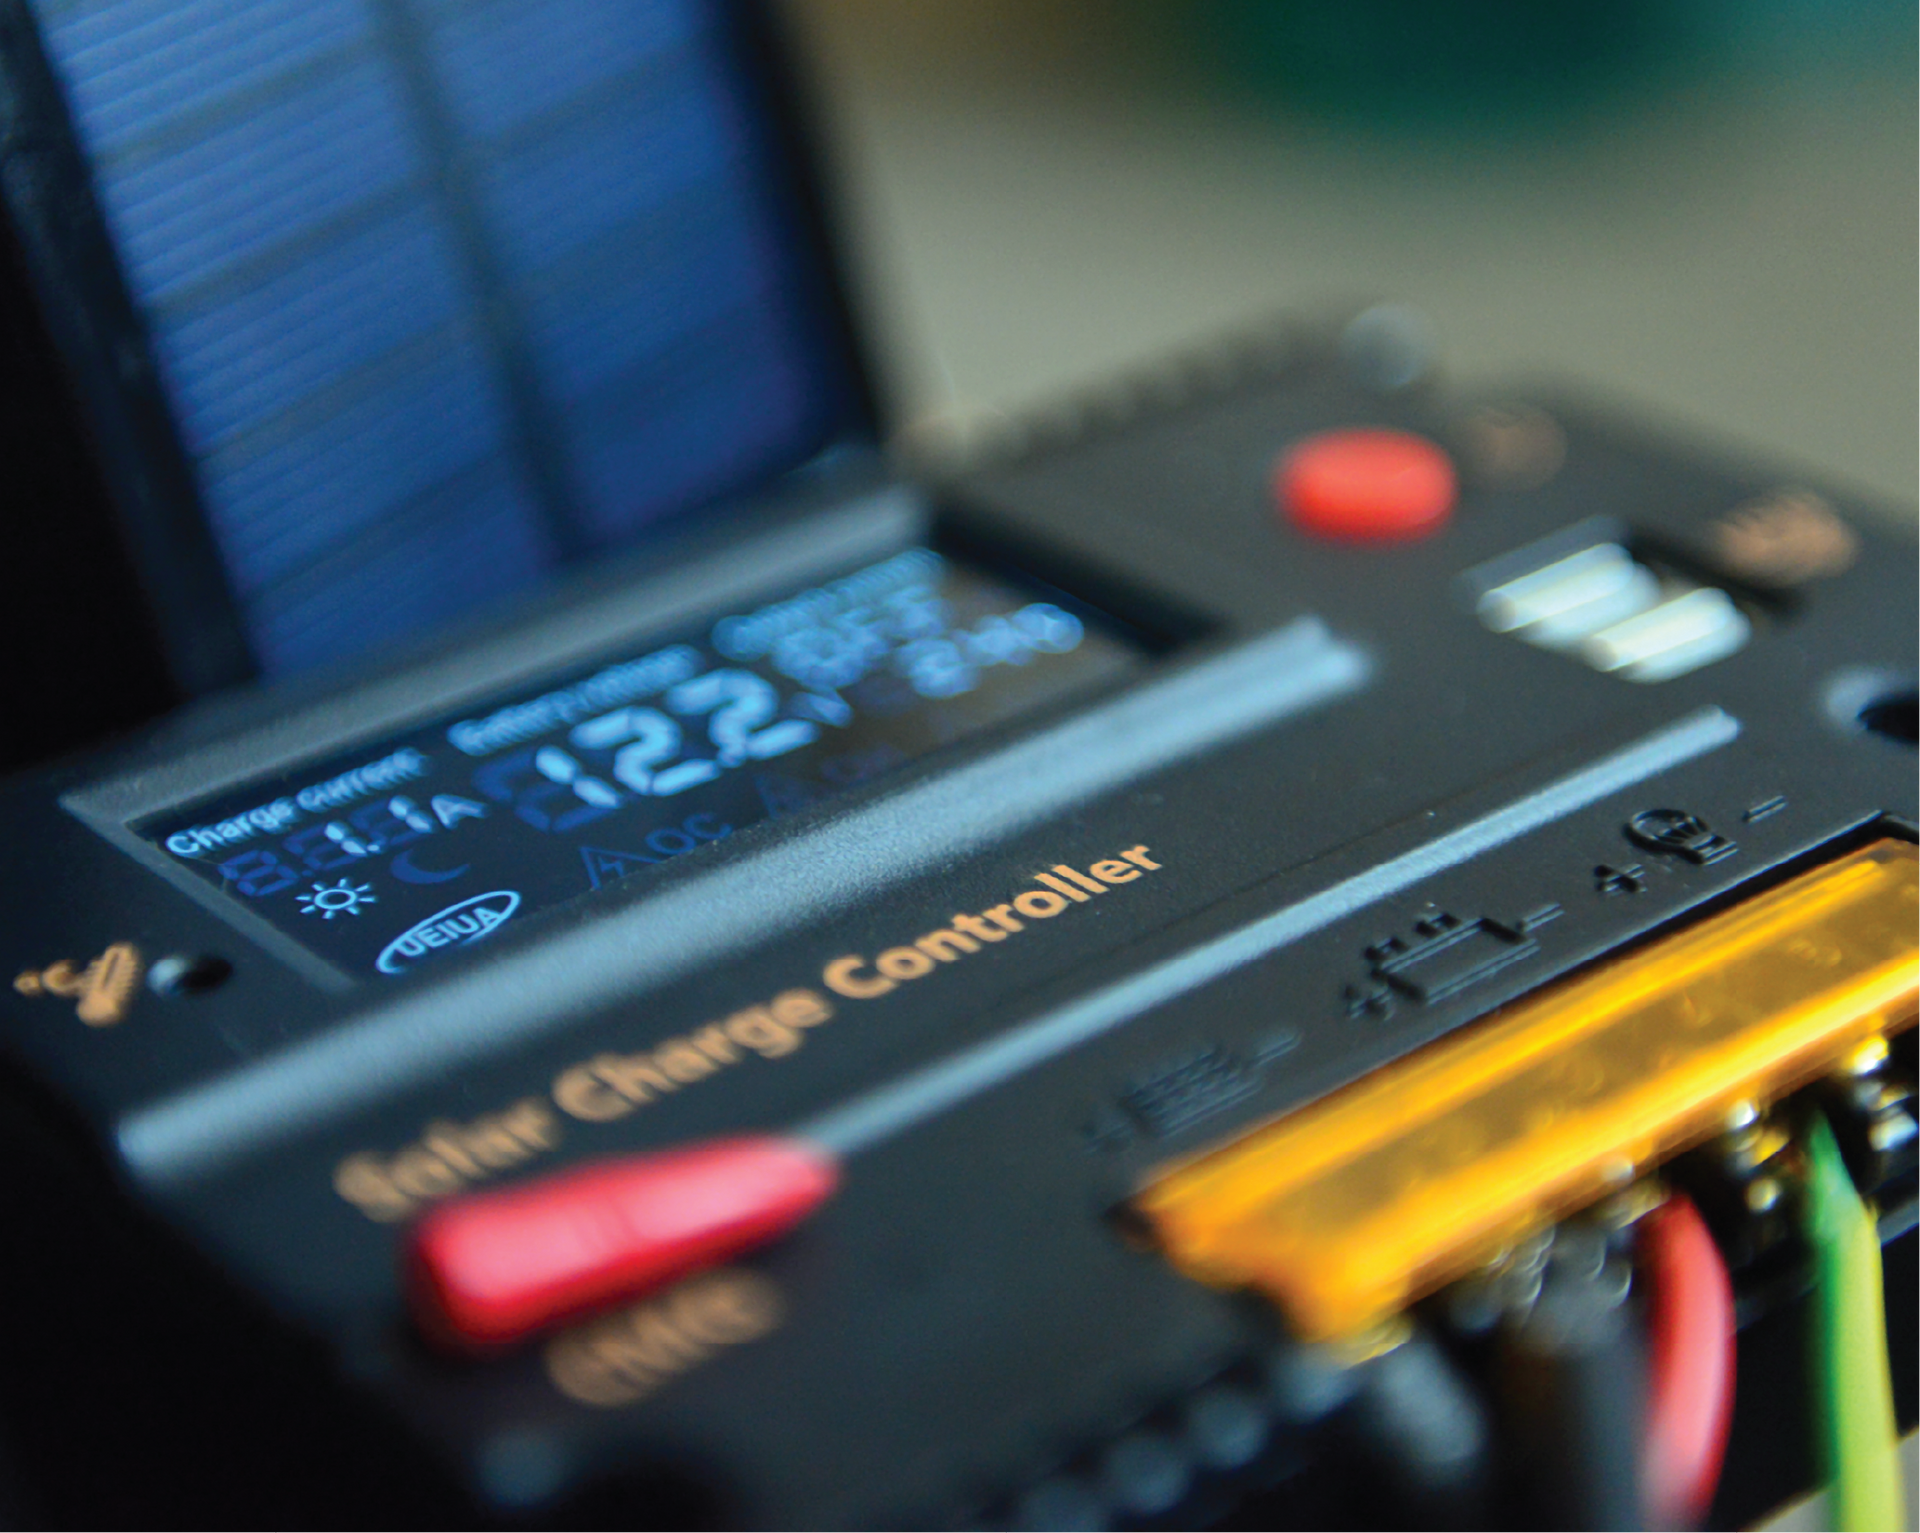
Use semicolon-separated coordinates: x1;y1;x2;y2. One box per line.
776;12;1917;1526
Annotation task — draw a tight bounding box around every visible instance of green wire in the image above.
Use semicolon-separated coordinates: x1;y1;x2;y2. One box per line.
1804;1113;1903;1532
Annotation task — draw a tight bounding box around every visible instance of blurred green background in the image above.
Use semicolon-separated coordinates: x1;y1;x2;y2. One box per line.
1174;2;1897;125
782;1;1917;522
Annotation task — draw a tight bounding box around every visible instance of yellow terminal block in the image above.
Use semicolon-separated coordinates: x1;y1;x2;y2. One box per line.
1137;838;1919;1341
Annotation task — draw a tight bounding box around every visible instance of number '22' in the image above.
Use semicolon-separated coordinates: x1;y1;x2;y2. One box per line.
476;671;817;831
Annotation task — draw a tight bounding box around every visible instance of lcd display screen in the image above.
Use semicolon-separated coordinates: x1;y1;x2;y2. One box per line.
29;0;863;674
142;551;1142;979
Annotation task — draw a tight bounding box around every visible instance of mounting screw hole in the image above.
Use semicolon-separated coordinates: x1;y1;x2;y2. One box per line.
148;954;232;996
1859;689;1917;746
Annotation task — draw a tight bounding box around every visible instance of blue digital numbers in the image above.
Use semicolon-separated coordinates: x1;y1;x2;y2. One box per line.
161;553;1132;971
348;794;437;850
216;847;302;898
663;669;817;767
479;668;821;833
215;794;480;895
473;747;623;833
567;706;720;797
283;822;369;874
770;591;1084;702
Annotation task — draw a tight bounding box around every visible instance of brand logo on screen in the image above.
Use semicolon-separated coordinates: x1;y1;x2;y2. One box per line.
378;891;522;975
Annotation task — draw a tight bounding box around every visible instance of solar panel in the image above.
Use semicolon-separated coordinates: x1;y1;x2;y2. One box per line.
30;0;858;674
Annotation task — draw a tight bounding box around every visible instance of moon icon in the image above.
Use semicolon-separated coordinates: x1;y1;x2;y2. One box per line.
391;850;470;885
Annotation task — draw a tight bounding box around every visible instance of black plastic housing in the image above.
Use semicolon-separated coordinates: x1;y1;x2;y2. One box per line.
0;334;1910;1527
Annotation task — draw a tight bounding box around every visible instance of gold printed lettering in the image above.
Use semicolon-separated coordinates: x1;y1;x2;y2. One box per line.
670;1269;784;1344
331;1099;567;1219
1013;889;1069;919
1054;864;1108;896
770;988;832;1027
544;1333;643;1408
336;844;1168;1218
554;1064;630;1122
421;1126;481;1177
76;943;143;1025
823;954;893;999
463;1118;535;1168
875;947;935;981
14;942;144;1026
723;1009;801;1059
501;1097;560;1149
595;1051;676;1102
389;1148;464;1200
545;1271;783;1408
690;1023;744;1065
37;961;85;998
333;1153;415;1222
613;1307;714;1375
914;927;982;962
654;1041;719;1084
1033;872;1090;904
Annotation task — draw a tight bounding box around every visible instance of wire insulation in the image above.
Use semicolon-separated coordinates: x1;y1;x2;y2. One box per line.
1804;1114;1902;1532
1499;1255;1647;1529
1640;1192;1736;1528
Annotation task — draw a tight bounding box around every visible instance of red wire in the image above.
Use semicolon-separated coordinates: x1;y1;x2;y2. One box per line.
1641;1191;1738;1529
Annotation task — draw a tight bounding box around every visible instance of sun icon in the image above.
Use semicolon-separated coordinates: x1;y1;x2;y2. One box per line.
297;879;378;919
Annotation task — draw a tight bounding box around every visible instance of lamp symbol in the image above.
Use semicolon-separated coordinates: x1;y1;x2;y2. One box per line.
298;879;378;919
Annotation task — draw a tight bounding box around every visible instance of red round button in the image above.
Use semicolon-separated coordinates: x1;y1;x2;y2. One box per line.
1274;428;1457;543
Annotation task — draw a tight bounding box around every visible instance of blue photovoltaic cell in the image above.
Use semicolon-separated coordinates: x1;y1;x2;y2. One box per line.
473;77;734;282
203;331;514;594
45;0;369;154
562;312;811;540
160;207;462;451
423;0;691;141
520;193;768;400
29;0;849;676
256;465;556;672
101;59;421;303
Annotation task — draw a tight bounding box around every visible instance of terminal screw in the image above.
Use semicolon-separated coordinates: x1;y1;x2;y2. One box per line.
1668;1103;1795;1267
1816;1036;1918;1195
